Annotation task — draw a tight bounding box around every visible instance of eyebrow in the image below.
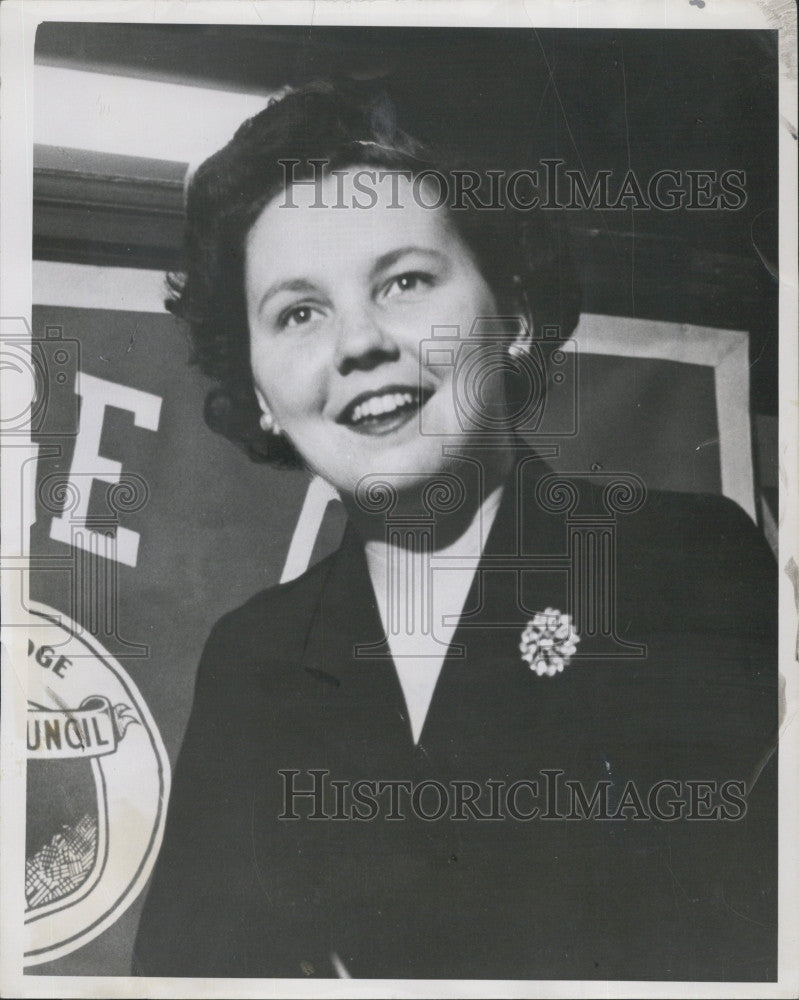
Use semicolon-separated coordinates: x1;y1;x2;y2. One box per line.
255;278;319;317
255;246;448;316
368;245;448;278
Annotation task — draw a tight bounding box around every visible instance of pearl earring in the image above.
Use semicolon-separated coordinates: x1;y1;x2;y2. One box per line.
259;410;280;434
508;321;533;358
509;285;533;359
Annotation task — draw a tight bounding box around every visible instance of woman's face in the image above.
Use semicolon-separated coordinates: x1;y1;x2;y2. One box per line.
245;167;512;498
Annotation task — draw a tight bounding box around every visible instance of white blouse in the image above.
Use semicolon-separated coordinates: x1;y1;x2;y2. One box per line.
364;484;504;743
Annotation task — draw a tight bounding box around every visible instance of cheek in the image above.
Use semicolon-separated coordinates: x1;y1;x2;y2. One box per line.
251;342;327;422
449;270;500;332
473;281;501;321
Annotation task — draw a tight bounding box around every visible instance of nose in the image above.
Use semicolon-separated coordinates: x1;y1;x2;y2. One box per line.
332;307;400;376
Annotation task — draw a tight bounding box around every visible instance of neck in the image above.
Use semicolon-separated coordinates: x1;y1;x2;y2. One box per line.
341;439;515;551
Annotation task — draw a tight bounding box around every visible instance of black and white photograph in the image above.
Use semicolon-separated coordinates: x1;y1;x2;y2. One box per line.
0;1;797;996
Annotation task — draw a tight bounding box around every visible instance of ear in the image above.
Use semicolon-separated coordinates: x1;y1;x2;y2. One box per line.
508;306;533;353
254;386;283;435
253;385;271;416
508;278;534;349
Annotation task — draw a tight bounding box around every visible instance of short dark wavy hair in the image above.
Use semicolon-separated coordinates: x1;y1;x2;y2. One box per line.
167;80;581;467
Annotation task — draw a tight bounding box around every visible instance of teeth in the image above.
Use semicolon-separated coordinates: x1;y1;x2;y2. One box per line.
350;391;415;424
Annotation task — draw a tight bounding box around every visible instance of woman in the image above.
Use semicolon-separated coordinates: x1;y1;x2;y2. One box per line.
134;82;777;981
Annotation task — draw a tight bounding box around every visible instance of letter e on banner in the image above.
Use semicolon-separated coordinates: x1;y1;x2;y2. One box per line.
49;373;161;567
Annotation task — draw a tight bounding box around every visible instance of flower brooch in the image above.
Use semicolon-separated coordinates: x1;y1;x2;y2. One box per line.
519;608;580;676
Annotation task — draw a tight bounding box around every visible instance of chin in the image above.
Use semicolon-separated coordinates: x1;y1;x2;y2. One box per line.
315;453;452;504
380;436;457;474
300;416;472;494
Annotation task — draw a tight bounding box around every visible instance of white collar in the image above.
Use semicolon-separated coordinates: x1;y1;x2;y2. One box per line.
363;483;505;744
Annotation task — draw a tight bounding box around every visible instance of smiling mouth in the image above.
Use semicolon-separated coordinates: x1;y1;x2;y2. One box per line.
336;385;434;436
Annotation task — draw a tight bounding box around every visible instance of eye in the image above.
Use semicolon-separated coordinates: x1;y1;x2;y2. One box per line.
278;304;323;330
382;271;434;300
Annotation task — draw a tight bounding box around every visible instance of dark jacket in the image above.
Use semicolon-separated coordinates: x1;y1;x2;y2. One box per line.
134;456;777;981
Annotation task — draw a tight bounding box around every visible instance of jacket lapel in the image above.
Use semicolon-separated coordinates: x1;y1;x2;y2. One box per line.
296;451;569;753
299;522;415;755
416;452;570;750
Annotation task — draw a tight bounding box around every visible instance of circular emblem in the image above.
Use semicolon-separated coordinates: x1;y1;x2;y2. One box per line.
23;601;170;966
